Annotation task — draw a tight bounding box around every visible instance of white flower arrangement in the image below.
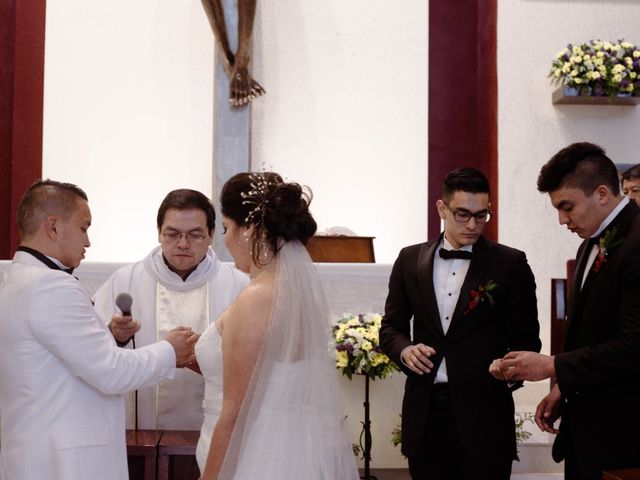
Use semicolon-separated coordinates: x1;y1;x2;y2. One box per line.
550;39;640;96
333;313;399;380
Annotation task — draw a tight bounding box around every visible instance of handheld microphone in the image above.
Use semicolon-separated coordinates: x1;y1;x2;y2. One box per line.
115;293;133;316
114;292;138;430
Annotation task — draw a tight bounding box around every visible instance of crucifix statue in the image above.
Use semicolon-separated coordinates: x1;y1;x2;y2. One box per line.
201;0;265;107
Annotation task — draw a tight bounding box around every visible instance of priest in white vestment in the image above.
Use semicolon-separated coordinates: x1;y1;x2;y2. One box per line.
93;189;248;430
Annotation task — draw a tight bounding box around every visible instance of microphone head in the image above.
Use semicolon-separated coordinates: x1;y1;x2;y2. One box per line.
115;293;133;316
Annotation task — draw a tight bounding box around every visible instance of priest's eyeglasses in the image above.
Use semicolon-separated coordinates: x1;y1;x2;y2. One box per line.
161;231;208;244
444;204;492;223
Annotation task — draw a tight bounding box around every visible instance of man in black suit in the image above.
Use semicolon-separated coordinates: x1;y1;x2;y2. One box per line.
380;168;541;480
492;142;640;480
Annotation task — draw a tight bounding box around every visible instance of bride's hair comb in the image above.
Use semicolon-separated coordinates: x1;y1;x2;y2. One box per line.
240;172;281;225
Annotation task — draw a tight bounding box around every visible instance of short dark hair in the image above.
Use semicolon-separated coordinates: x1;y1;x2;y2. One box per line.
621;163;640;182
156;189;216;233
537;142;620;196
17;179;88;239
442;168;490;201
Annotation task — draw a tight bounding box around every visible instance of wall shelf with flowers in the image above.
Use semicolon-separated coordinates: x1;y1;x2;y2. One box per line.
549;39;640;106
552;86;640;105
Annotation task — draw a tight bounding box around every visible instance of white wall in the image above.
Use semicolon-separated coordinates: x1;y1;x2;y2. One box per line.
498;0;640;364
250;0;429;263
43;0;216;262
42;0;429;264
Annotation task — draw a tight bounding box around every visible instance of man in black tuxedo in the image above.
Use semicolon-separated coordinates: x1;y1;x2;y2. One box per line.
492;143;640;480
380;168;541;480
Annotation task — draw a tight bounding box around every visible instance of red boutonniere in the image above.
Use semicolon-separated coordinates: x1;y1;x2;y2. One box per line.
592;227;624;273
464;280;498;315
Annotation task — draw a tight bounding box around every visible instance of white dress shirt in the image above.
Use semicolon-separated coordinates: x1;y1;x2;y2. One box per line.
432;237;473;383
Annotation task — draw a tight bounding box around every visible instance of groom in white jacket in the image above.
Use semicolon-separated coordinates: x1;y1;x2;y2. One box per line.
0;180;198;480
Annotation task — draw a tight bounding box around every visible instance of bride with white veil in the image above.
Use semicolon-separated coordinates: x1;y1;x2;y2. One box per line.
197;172;358;479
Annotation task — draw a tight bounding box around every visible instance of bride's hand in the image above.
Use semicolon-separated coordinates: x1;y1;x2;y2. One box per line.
185;358;202;375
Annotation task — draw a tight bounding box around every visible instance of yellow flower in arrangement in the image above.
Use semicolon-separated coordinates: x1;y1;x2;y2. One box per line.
336;350;349;368
333;313;399;380
369;352;387;367
550;38;640;97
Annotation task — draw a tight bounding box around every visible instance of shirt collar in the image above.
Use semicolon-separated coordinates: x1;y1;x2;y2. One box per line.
441;235;474;253
15;246;74;273
591;196;629;239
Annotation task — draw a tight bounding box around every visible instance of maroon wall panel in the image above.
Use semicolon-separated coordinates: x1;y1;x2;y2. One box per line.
0;0;46;258
428;0;498;241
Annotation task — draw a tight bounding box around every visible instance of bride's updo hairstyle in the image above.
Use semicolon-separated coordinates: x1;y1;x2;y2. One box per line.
221;172;317;265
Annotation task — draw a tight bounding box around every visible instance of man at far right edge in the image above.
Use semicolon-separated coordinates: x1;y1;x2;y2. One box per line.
491;142;640;480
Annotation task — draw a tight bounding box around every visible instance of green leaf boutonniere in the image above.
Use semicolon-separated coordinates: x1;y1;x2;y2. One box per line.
464;280;498;315
593;227;624;273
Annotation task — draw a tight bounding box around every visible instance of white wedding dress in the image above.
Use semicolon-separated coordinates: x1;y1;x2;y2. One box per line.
195;241;359;479
194;322;223;473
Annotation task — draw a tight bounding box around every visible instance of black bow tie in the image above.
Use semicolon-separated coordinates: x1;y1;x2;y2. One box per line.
439;248;472;260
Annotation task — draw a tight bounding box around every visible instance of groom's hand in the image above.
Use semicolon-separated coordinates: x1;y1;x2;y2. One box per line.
108;313;141;344
164;327;199;368
401;343;436;375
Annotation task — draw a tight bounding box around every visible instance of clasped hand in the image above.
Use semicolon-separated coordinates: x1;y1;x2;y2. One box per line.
489;352;561;435
489;351;555;383
164;326;200;368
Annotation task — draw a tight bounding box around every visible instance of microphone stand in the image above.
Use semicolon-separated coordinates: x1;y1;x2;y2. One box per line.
359;375;377;480
132;336;138;431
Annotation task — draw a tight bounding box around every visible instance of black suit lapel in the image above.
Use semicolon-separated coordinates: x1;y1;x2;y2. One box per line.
570;241;591;305
581;202;637;292
564;239;590;345
574;201;637;303
417;236;444;336
447;236;492;336
567;201;638;346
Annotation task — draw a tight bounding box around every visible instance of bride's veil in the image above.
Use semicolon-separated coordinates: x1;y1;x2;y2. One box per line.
218;240;359;479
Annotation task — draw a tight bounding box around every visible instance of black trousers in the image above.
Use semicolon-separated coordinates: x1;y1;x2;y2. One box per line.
408;384;512;480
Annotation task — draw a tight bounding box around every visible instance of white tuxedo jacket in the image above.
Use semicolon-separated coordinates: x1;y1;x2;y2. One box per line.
0;252;177;480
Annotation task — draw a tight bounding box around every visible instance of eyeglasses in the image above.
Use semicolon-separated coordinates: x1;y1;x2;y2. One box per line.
161;231;209;244
444;203;492;224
